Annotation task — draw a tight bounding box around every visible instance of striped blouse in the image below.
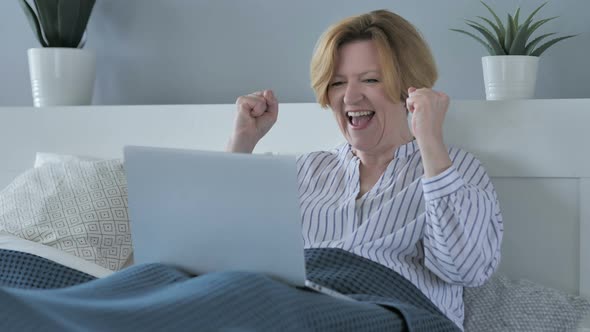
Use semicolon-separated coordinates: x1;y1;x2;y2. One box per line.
296;140;503;330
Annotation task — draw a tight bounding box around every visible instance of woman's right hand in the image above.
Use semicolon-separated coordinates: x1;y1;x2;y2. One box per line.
226;89;279;153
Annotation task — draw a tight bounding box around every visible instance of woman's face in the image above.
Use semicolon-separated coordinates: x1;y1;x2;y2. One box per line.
327;40;411;155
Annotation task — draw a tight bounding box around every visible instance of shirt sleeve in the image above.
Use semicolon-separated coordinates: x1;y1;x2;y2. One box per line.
421;150;503;287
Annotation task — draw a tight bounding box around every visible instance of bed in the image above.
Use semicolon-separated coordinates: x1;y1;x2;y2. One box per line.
0;99;589;331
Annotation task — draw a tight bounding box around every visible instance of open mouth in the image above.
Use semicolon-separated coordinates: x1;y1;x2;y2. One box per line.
347;111;375;129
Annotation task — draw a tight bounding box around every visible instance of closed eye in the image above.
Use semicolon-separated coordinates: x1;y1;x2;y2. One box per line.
330;81;345;87
363;78;379;83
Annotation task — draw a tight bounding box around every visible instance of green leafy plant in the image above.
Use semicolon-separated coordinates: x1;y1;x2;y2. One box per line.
19;0;96;48
451;1;576;56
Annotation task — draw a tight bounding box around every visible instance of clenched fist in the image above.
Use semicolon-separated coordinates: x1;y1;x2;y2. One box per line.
406;87;452;178
227;90;279;153
406;87;449;146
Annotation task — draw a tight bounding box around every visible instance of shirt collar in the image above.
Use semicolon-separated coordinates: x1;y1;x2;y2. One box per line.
338;143;356;162
394;139;419;159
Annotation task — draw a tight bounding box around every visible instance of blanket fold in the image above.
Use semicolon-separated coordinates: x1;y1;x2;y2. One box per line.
0;247;459;332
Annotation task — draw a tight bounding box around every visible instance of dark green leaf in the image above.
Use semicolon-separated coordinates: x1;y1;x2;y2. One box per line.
531;35;577;56
450;29;495;55
78;32;87;49
34;0;61;46
504;14;515;53
18;0;47;47
524;33;555;55
514;10;552;52
509;20;531;55
466;19;499;43
466;22;506;55
511;14;518;35
477;16;504;46
527;17;557;38
513;7;521;29
480;1;506;37
523;2;548;26
57;0;95;48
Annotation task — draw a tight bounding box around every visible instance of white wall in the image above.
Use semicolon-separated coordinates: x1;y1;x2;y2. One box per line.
1;0;588;106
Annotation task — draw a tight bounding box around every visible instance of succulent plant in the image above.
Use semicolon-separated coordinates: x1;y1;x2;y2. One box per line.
19;0;96;48
451;1;576;56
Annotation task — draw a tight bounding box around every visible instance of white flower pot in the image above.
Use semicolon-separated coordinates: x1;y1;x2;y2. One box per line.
481;55;539;101
27;48;96;107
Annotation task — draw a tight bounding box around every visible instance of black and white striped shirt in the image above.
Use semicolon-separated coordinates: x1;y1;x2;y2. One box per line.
296;140;503;330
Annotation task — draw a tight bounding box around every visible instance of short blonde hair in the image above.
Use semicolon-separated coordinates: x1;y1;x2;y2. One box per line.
310;10;438;107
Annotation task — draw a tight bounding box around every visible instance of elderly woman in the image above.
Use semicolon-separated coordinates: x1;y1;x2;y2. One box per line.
228;9;503;330
0;9;501;332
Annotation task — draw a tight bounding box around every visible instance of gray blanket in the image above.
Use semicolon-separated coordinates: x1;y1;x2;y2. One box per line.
0;248;460;332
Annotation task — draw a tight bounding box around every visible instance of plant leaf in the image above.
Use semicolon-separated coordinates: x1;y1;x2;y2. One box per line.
465;22;506;55
504;14;515;53
514;10;553;53
458;1;576;57
522;2;548;27
34;0;61;46
477;16;504;46
450;29;494;55
530;35;577;56
526;17;557;38
509;20;531;55
480;1;506;37
57;0;96;48
78;31;87;49
18;0;48;47
524;33;555;55
465;19;498;41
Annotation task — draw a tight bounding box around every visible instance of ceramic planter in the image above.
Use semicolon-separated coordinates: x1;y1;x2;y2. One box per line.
481;55;539;101
27;48;96;107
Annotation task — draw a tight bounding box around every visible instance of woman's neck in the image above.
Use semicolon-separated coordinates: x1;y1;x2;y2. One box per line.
352;136;413;170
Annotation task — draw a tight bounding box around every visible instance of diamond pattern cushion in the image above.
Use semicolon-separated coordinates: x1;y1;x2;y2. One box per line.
0;160;131;271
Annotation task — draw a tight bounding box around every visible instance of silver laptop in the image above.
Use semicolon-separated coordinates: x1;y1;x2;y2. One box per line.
124;145;352;301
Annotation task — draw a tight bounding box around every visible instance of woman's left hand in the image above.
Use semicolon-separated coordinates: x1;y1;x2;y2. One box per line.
406;87;453;178
406;87;449;146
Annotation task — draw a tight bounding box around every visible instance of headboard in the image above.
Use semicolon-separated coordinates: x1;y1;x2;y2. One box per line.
0;99;589;306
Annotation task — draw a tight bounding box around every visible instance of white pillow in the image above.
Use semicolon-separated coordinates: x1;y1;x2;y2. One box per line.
34;152;101;168
0;159;131;271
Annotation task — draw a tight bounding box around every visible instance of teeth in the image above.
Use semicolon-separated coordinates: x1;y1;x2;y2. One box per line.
347;111;374;117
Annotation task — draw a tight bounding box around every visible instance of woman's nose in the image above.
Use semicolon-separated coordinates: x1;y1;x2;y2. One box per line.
343;82;363;105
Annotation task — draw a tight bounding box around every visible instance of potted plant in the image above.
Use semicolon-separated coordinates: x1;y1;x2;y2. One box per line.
19;0;96;107
451;1;576;100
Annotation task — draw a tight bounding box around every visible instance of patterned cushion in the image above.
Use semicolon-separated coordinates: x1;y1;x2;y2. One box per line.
0;160;131;271
464;274;590;331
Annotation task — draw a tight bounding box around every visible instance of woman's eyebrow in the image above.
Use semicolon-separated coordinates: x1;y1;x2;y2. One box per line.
332;70;381;78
